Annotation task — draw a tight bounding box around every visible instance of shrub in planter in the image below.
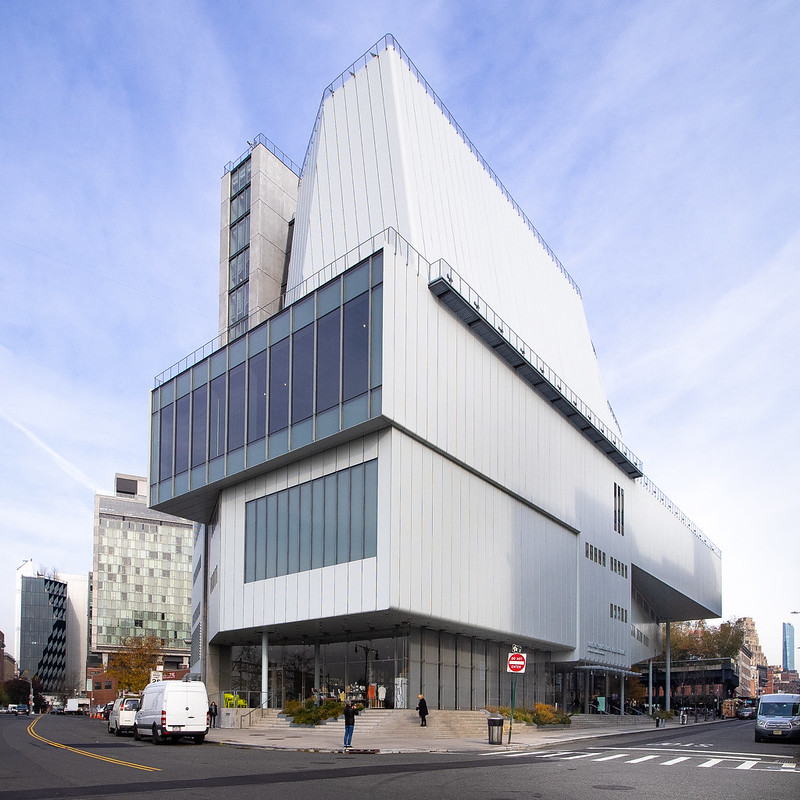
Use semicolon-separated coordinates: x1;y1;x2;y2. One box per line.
485;704;570;726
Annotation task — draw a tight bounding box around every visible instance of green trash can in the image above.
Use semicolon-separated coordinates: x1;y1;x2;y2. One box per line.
488;715;504;744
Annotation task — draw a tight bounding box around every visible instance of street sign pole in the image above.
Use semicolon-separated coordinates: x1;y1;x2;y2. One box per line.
508;672;517;744
507;645;527;745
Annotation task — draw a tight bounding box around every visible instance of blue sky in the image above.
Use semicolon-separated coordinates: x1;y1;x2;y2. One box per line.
1;0;798;666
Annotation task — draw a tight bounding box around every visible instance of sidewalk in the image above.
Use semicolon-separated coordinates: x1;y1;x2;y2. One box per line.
204;714;722;754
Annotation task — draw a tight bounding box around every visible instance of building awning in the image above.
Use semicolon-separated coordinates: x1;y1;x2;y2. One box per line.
576;664;642;678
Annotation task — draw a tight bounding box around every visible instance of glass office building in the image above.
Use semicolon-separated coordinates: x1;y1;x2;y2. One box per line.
92;475;194;670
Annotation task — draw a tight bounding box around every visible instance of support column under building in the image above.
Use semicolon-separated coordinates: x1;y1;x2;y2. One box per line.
314;643;321;706
261;632;269;709
665;621;671;712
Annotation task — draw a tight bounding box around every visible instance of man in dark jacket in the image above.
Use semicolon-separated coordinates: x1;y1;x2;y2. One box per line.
343;700;359;748
416;694;429;726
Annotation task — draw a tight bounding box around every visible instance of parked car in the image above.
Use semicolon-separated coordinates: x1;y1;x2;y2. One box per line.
108;696;140;736
101;703;114;720
134;678;208;744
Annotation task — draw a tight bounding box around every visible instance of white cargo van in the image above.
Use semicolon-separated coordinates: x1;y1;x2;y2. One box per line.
134;678;209;744
754;693;800;742
107;695;140;736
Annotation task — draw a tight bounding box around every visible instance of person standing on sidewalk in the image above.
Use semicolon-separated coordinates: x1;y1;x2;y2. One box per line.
416;694;429;727
343;700;359;748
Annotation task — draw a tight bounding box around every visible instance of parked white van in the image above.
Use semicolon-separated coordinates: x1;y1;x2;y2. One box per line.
134;678;209;744
107;695;140;736
754;693;800;742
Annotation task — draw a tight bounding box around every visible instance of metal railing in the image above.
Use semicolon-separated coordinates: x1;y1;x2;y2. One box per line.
428;258;643;471
153;227;401;387
222;133;300;178
638;476;722;556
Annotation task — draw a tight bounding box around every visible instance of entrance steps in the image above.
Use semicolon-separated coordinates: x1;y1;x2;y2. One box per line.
568;713;647;729
246;708;491;738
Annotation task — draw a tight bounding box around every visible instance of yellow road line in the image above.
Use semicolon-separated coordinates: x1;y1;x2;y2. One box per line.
27;716;161;772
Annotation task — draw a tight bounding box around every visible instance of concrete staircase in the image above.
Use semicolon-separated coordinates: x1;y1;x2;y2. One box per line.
425;710;492;739
246;708;491;739
568;713;648;729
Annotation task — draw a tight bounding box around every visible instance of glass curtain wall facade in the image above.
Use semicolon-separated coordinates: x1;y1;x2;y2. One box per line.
19;576;67;690
93;516;193;650
783;623;795;672
151;251;384;507
244;460;378;581
222;627;554;711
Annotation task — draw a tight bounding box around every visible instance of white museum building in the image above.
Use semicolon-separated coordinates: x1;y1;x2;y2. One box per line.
149;35;721;712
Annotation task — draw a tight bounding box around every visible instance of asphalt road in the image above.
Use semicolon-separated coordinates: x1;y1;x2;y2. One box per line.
0;714;797;800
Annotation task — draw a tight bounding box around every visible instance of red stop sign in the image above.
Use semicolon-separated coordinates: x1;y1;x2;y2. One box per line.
507;652;527;673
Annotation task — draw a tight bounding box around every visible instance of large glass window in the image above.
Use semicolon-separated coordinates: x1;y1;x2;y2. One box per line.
316;309;340;413
266;494;278;578
230;186;250;222
268;339;290;434
230;158;251;194
230;250;249;289
244;460;378;582
229;284;248;327
209;375;227;460
230;216;250;255
191;386;208;468
227;363;246;451
174;394;190;475
342;293;370;401
247;350;267;443
254;497;266;582
159;405;174;480
291;324;314;423
155;249;383;487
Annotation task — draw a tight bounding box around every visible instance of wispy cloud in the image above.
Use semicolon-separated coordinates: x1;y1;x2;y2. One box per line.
0;409;98;493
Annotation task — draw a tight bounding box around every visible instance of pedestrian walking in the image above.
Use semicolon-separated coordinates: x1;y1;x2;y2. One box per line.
209;701;218;728
416;694;429;727
343;700;359;748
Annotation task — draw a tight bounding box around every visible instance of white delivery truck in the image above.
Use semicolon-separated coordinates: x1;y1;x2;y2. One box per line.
65;698;88;714
134;677;209;744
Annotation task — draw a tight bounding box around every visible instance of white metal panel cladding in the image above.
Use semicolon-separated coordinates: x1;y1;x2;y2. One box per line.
289;45;614;431
379;243;720;651
210;436;381;640
386;428;578;649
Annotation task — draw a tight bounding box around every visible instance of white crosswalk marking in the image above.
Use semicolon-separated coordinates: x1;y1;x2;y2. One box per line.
483;748;799;775
560;752;602;760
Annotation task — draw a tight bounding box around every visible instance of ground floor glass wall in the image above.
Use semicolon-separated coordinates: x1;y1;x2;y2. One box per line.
219;625;554;711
